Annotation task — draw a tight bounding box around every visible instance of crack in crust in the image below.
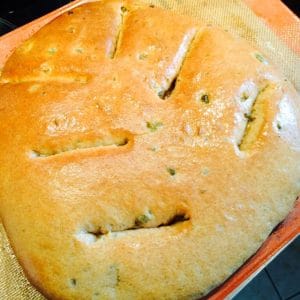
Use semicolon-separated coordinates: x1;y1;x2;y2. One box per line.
76;211;190;245
238;84;271;151
29;131;131;158
0;74;89;84
158;28;198;99
108;6;128;59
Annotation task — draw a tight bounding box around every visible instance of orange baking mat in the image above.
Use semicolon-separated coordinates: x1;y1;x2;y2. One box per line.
245;0;300;55
0;0;299;299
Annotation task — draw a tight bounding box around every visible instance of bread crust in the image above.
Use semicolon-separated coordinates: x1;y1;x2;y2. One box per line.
0;1;299;299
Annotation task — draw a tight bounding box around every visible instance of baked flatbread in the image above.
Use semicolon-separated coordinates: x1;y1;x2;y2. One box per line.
0;1;299;299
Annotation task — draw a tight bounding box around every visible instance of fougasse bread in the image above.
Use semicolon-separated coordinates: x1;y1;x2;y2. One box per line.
0;0;300;299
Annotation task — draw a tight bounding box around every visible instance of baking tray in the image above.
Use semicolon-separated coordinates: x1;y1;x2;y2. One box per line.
245;0;300;55
0;0;299;299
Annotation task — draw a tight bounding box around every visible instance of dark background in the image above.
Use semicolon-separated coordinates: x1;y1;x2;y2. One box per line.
0;0;299;36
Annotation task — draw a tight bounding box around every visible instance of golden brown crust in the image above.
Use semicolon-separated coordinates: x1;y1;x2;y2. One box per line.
0;1;299;299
